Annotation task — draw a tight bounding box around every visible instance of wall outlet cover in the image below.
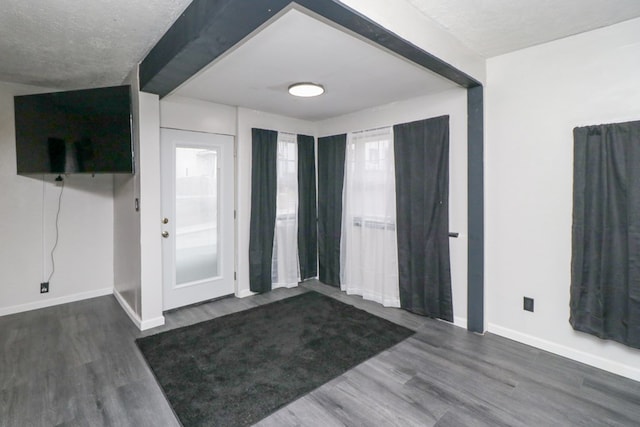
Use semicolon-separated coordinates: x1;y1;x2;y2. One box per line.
523;297;534;312
40;282;49;293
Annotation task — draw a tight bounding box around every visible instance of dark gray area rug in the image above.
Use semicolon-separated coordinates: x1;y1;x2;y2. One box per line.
136;291;415;427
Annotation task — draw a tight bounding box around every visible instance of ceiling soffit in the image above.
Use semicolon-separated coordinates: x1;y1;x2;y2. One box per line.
139;0;480;97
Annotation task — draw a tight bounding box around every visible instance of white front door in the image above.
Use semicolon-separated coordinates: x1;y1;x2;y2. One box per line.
160;128;235;310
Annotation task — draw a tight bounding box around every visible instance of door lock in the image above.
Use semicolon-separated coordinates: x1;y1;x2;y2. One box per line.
162;231;169;238
162;218;169;224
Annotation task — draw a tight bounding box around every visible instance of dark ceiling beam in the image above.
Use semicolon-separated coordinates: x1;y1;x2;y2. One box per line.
140;0;291;96
294;0;480;88
139;0;481;97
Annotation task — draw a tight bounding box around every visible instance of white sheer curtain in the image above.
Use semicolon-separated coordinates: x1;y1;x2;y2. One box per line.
340;126;400;307
271;132;300;288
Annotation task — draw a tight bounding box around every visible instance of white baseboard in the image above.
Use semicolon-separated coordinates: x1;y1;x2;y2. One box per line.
453;316;468;330
0;287;113;317
140;316;165;331
113;288;142;329
488;323;640;382
112;289;165;331
236;288;256;298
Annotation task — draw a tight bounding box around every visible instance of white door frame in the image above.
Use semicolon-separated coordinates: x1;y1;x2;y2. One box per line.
160;128;236;310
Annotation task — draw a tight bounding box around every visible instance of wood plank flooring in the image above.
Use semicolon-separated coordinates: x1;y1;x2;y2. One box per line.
1;280;639;426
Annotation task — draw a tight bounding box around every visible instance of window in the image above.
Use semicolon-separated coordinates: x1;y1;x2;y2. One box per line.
275;133;297;218
341;126;400;307
271;132;299;286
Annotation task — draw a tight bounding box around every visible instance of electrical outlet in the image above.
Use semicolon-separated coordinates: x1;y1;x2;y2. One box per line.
40;282;49;293
523;297;534;312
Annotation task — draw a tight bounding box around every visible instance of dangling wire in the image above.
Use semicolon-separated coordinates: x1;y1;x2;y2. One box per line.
41;176;46;283
47;176;65;283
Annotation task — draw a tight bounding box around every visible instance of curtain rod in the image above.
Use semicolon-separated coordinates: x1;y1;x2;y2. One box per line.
351;125;392;135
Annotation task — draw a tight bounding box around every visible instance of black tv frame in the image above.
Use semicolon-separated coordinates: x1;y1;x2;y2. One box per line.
14;85;134;175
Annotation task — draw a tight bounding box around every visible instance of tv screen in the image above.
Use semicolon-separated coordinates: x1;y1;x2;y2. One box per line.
14;85;134;174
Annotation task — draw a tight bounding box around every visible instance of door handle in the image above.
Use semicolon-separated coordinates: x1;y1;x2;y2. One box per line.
162;218;169;224
162;231;169;238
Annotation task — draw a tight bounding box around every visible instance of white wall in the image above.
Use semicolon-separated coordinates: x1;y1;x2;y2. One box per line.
485;17;640;380
139;92;164;328
113;69;142;318
113;65;166;330
0;81;113;316
113;172;140;313
318;87;469;327
160;95;236;136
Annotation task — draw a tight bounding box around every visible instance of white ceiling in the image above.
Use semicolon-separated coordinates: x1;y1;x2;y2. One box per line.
406;0;640;57
172;8;458;121
1;0;639;119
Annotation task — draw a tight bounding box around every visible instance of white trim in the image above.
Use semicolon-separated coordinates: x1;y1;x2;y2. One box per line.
437;316;468;330
236;288;256;298
488;323;640;382
113;288;143;329
140;316;165;331
160;129;236;310
113;288;166;331
0;287;113;317
453;316;468;330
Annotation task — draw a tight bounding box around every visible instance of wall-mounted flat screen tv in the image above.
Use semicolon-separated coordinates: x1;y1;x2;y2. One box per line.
14;85;134;175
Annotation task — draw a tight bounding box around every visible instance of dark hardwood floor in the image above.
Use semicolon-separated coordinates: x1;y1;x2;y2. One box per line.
1;280;639;426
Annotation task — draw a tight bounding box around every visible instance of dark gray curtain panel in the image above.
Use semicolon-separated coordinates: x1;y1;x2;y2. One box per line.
249;128;278;293
394;116;453;321
571;120;640;349
317;134;346;286
297;134;317;280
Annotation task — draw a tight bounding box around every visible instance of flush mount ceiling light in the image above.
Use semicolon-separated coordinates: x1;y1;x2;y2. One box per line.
288;82;325;97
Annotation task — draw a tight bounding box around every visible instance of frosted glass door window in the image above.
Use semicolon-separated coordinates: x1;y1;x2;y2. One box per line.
175;146;219;285
161;128;234;310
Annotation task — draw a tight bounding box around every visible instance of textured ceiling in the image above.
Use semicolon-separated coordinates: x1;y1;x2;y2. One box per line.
1;0;640;93
0;0;192;88
173;9;458;121
406;0;640;57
